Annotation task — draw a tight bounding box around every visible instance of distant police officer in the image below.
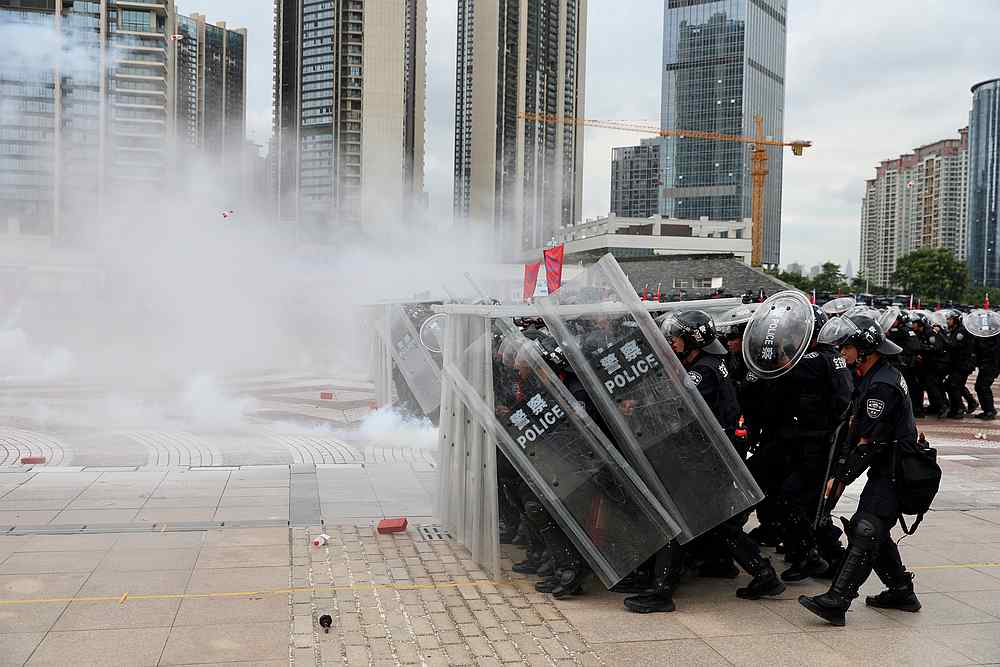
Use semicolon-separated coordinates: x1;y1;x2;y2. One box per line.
974;327;1000;421
943;310;977;419
625;311;783;614
888;313;924;416
799;314;922;626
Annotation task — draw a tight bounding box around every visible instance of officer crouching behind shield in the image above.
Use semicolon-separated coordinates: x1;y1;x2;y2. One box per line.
799;314;922;626
621;311;784;614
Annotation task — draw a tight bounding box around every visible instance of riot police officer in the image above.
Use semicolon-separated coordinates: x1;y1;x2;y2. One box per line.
624;311;784;614
799;314;922;626
769;306;854;583
974;328;1000;421
919;317;949;417
889;313;924;416
944;310;976;419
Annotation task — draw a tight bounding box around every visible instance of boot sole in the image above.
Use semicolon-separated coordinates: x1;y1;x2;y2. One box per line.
624;603;676;613
736;581;786;600
865;599;921;612
798;595;846;626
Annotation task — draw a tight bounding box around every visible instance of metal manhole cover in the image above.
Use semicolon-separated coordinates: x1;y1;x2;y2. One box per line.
417;524;450;541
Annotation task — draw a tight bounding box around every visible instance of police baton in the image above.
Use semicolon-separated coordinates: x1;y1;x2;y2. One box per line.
813;418;847;530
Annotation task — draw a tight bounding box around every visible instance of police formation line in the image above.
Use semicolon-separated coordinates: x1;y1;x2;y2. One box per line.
483;292;990;627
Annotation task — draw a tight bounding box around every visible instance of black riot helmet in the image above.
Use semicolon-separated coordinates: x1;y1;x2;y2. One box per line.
836;314;902;357
811;305;829;342
662;310;727;355
533;333;571;376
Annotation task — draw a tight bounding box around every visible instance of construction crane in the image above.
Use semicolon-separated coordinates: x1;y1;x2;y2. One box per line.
519;112;812;267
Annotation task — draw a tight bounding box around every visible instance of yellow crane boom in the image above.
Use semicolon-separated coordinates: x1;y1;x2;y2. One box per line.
519;112;812;267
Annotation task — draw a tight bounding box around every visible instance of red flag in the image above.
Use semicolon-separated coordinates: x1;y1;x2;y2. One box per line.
985;293;991;309
543;245;564;294
523;262;541;301
810;289;816;305
642;284;649;301
654;282;662;302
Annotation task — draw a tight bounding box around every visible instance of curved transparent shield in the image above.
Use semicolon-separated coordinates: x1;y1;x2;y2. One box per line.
716;303;760;333
387;303;442;415
844;305;879;320
821;296;856;316
878;307;901;334
963;309;1000;338
742;291;816;379
441;319;680;587
817;316;859;347
536;254;764;543
928;311;949;329
419;313;448;354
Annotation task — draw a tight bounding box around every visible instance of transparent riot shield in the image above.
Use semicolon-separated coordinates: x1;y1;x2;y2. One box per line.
878;307;901;334
963;309;1000;338
419;313;448;354
387;303;442;415
742;290;816;380
536;254;763;542
821;296;856;316
441;319;679;587
716;303;760;334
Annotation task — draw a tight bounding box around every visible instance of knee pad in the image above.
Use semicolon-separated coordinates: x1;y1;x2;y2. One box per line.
848;512;882;552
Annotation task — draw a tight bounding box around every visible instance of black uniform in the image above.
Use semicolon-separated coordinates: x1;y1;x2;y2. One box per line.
945;324;976;417
799;357;920;624
768;345;853;571
974;334;1000;417
918;326;948;415
888;324;923;416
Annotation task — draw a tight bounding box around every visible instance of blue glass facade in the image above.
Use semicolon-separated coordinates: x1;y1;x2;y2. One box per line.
658;0;787;264
968;78;1000;287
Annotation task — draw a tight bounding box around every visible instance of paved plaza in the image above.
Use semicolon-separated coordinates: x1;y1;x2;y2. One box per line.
1;374;1000;665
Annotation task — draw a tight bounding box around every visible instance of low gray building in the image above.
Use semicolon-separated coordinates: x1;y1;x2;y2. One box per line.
613;253;792;301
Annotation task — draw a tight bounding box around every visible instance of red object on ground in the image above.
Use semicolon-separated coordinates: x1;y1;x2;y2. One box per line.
20;456;45;465
377;518;408;534
319;391;334;400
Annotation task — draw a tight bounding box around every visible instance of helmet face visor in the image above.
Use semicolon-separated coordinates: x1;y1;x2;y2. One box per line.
817;316;859;348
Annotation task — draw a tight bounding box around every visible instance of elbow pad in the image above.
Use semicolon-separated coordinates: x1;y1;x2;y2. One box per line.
834;441;878;486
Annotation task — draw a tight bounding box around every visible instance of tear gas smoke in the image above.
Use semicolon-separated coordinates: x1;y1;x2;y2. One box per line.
1;21;494;445
356;407;438;450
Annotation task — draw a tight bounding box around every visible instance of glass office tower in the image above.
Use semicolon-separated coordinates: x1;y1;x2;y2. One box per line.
968;78;1000;287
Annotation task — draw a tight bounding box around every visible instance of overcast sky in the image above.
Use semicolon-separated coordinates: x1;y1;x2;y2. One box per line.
195;0;1000;270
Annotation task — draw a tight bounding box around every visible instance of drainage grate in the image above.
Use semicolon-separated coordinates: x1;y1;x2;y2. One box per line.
417;524;450;541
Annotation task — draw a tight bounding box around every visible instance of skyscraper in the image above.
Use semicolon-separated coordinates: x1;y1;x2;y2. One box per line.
453;0;587;258
0;0;246;243
610;141;661;219
859;130;969;288
967;78;1000;287
272;0;426;240
658;0;787;265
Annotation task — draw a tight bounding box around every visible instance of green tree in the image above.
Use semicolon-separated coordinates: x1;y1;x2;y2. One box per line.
850;269;868;293
812;262;847;294
891;247;968;302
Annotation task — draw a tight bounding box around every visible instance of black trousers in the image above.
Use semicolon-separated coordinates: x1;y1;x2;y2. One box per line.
947;371;973;414
854;475;906;582
976;364;999;413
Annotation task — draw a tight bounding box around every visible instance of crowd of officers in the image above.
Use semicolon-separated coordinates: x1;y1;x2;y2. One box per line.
492;298;979;626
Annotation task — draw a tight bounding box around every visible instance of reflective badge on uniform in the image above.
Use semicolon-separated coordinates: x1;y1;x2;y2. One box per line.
899;376;909;396
833;356;847;371
718;362;729;378
747;371;759;383
867;399;885;419
803;351;819;359
688;370;703;386
957;333;964;341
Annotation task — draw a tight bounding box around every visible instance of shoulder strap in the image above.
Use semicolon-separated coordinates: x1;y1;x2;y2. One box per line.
898;513;923;535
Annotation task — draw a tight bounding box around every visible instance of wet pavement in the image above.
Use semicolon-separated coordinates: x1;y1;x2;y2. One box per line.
1;374;1000;665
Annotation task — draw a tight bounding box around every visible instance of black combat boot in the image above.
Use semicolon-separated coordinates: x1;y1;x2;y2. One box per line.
747;524;781;548
512;547;547;574
624;544;682;613
781;548;829;583
866;571;921;612
799;526;876;626
534;569;562;593
736;562;785;599
724;529;785;599
966;396;979;414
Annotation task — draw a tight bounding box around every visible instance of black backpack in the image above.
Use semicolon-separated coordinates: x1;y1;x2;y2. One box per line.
891;433;942;534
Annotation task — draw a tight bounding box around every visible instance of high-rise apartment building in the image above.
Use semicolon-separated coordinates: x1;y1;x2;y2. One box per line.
272;0;426;239
0;0;246;243
174;14;246;161
610;141;660;219
860;130;969;288
656;0;787;265
967;78;1000;287
453;0;588;258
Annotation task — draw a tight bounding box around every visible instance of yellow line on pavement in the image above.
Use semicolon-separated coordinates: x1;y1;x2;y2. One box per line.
0;578;519;607
911;561;1000;571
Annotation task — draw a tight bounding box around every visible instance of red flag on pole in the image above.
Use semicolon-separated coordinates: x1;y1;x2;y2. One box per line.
655;282;662;302
810;289;816;305
523;262;541;301
543;245;564;294
642;284;649;301
985;293;991;309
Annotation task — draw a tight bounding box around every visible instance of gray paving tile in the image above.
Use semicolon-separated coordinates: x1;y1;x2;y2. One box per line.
0;632;44;666
26;627;170;666
50;509;139;525
111;531;206;550
674;599;800;638
20;533;119;552
159;622;289;664
0;602;69;634
173;594;289;626
592;638;728;666
56;598;181;631
186;565;291;594
214;506;289;522
133;508;216;523
0;550;104;575
204;527;290;547
810;626;975;666
78;569;192;597
97;547;201;573
925;622;1000;664
0;510;60;525
195;544;289;569
552;589;696;643
706;632;848;666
